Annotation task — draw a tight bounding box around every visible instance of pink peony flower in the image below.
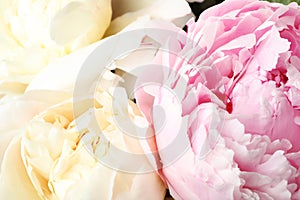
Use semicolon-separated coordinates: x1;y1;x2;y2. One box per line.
135;57;300;198
131;0;300;199
184;0;300;151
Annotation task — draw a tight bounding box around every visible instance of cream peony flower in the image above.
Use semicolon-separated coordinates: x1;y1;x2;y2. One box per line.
0;85;165;199
0;0;192;101
0;0;112;91
0;90;71;167
0;2;194;197
0;19;170;168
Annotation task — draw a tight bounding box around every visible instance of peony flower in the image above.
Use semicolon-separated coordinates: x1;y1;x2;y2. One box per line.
133;54;300;198
0;41;97;165
0;24;178;196
0;90;71;167
181;0;300;151
0;12;192;192
0;0;112;102
0;0;192;101
0;83;166;199
126;2;300;197
0;21;181;199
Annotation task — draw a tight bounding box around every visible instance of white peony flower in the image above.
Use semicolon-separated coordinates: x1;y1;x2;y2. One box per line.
0;0;192;102
0;86;166;199
0;0;112;102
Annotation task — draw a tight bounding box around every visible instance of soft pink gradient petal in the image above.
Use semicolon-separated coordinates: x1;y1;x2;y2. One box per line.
134;0;300;198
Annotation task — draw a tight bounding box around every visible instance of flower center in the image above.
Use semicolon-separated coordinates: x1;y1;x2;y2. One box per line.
265;69;288;88
226;97;233;114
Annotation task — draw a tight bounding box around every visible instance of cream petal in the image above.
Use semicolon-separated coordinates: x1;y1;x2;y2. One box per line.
60;165;118;200
50;0;112;50
105;0;191;36
26;40;101;93
0;99;45;132
112;171;166;200
0;129;20;167
72;90;166;199
27;29;147;93
0;136;40;200
0;82;27;104
21;121;77;199
0;90;71;132
18;100;80;199
49;143;117;200
0;25;19;59
0;0;112;90
0;90;71;167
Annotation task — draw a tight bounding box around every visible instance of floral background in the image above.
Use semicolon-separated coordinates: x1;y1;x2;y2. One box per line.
1;0;300;200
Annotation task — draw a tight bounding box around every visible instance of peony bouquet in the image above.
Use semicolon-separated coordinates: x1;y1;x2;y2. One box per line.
0;0;300;199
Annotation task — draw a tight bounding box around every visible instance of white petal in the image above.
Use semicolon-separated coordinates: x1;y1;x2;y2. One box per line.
27;30;147;93
105;0;191;36
0;90;71;132
0;137;40;199
50;0;112;49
